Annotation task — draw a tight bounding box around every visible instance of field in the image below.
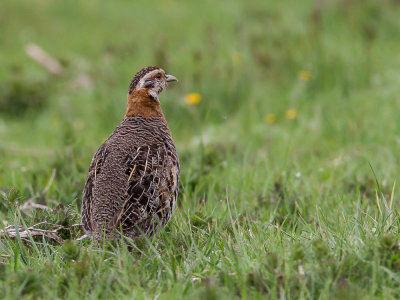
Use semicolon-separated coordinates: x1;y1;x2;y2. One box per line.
1;0;400;298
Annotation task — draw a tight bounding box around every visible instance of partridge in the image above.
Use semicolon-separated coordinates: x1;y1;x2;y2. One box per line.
81;66;179;240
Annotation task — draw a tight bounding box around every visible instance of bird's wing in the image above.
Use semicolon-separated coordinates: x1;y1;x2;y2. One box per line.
109;142;178;234
81;143;108;232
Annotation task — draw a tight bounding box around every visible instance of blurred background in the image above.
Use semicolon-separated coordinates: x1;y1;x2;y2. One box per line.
0;0;400;210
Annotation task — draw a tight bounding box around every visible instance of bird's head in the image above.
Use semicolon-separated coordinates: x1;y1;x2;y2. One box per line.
128;66;178;102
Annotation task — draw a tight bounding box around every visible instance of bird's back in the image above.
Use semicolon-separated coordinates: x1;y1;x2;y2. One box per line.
81;116;179;240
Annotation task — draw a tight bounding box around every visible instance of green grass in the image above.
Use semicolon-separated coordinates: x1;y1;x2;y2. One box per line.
1;0;400;298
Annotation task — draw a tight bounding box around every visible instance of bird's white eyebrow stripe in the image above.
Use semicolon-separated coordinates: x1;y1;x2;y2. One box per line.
136;69;164;88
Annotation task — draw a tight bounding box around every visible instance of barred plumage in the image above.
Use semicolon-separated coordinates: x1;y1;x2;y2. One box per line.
81;66;179;240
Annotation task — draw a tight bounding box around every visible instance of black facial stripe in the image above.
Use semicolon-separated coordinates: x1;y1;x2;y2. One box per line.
143;78;155;88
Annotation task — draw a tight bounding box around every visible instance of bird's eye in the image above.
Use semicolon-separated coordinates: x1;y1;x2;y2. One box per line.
156;73;162;79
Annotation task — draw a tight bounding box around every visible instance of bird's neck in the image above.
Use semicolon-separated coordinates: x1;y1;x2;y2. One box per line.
124;89;165;121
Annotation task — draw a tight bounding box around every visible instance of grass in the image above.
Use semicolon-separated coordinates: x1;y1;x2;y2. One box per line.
1;0;400;298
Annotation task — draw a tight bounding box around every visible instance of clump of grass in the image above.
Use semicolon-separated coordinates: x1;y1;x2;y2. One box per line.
14;269;44;298
0;76;49;117
61;240;81;261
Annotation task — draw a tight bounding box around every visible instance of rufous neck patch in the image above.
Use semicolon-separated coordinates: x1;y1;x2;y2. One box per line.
124;89;165;119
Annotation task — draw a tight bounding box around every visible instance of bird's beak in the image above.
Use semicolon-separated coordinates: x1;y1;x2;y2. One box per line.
165;74;178;82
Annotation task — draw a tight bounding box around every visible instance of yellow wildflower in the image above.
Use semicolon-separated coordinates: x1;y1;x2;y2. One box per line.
184;93;202;105
264;113;276;124
298;70;312;81
286;109;297;120
231;51;243;65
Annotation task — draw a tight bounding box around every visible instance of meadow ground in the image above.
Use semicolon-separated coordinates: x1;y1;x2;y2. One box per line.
1;0;400;298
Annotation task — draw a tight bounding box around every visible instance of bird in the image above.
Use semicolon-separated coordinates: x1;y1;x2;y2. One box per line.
81;66;179;240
